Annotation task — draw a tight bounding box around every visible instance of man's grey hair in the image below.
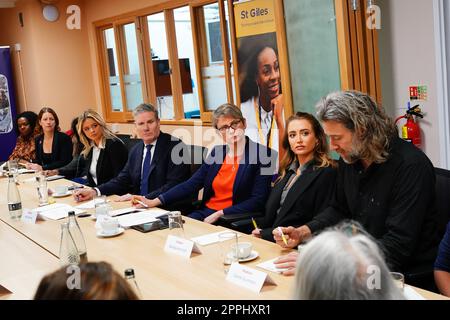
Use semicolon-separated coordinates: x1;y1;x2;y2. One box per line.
292;222;405;300
212;103;245;129
316;90;397;164
133;103;159;120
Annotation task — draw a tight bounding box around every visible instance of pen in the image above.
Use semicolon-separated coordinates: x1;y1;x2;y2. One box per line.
136;200;149;208
278;227;288;246
251;218;259;230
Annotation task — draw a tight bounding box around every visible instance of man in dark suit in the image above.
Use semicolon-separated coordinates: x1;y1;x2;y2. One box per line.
74;103;190;202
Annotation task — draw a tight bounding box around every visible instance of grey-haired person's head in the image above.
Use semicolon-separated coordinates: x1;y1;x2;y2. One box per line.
212;103;245;129
293;222;405;300
133;103;159;120
316;90;397;164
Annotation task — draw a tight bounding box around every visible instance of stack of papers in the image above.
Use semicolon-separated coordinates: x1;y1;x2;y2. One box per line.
256;257;290;274
117;212;159;228
32;203;85;220
191;231;242;246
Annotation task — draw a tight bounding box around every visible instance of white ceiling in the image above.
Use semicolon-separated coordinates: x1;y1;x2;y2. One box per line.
0;0;17;9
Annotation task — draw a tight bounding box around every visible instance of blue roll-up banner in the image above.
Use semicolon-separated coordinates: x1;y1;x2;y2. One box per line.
0;46;17;162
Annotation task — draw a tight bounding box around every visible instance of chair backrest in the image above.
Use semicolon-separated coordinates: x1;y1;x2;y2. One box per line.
116;134;140;152
188;145;207;176
435;167;450;239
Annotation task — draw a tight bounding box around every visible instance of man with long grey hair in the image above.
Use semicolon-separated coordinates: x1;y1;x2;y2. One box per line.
274;91;439;291
293;222;405;300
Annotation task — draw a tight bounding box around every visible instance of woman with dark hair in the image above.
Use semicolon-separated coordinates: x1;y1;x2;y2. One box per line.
240;44;285;158
8;111;40;163
27;107;72;171
251;112;336;242
34;262;139;300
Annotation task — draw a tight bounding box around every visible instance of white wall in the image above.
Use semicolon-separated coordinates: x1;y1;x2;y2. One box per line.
378;0;442;167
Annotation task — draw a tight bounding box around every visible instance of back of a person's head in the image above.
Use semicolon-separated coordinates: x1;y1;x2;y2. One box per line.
293;223;405;300
34;262;138;300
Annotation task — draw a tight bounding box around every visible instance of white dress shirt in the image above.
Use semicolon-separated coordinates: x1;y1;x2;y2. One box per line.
89;140;105;186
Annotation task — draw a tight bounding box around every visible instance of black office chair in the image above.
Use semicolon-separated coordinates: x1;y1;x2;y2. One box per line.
116;134;140;151
218;212;264;232
435;167;450;240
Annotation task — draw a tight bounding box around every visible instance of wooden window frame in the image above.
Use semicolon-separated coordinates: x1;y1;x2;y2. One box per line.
94;0;293;125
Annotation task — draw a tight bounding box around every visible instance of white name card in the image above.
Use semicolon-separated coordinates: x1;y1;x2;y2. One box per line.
164;234;202;258
21;209;38;224
226;263;277;293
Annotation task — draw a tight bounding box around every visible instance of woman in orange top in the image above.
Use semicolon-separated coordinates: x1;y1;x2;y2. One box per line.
132;103;276;224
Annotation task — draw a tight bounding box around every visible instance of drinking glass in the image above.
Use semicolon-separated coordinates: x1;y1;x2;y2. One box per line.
218;231;239;274
7;160;18;182
36;173;49;206
94;196;108;229
168;211;185;238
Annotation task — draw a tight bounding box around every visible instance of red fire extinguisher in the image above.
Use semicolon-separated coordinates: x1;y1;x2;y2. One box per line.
395;103;423;148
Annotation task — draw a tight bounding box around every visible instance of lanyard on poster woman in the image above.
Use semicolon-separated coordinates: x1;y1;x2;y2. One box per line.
253;98;275;149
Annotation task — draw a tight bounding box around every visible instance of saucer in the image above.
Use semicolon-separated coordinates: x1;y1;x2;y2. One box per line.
226;250;259;263
52;191;72;198
96;227;124;238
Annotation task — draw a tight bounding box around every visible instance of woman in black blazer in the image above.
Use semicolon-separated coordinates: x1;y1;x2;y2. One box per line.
77;110;128;187
28;107;72;171
252;112;337;242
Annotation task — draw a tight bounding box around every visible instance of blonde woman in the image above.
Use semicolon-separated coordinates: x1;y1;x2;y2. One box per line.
76;110;128;187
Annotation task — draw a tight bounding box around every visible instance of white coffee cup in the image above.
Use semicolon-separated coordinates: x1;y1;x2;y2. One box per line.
55;185;68;195
100;217;119;235
231;242;253;259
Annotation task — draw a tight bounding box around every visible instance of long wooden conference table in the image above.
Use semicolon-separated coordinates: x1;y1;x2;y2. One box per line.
0;173;447;300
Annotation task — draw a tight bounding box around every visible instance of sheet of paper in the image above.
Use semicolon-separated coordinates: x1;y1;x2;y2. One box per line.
75;198;109;210
117;212;158;228
256;257;290;274
191;231;242;246
404;286;426;300
33;203;85;220
46;175;65;181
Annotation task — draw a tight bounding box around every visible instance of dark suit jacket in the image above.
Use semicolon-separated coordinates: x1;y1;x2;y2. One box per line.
257;163;337;242
160;137;277;216
35;131;73;170
84;138;128;187
98;132;190;198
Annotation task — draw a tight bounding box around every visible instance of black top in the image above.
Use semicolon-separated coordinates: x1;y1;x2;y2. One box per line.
257;161;336;242
306;136;440;276
35;131;73;170
84;138;128;187
42;153;52;165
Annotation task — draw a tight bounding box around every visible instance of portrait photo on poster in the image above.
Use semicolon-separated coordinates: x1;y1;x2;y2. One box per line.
237;32;285;159
0;74;13;134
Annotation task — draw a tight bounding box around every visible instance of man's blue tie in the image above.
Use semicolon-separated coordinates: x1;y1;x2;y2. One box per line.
140;144;153;196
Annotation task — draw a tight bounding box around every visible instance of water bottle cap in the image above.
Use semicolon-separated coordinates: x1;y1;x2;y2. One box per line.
124;268;135;277
68;211;75;216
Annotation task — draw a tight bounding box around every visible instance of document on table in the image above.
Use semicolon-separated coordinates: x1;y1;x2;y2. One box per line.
32;203;85;220
75;198;110;210
256;257;290;274
117;212;159;228
46;175;65;181
191;231;242;246
404;286;426;300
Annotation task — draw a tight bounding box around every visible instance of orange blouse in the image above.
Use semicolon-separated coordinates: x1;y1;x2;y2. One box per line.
205;155;240;211
8;135;37;162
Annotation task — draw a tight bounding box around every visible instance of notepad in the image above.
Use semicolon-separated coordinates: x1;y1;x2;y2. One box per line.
191;231;242;246
117;212;159;228
256;257;290;274
32;203;85;220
